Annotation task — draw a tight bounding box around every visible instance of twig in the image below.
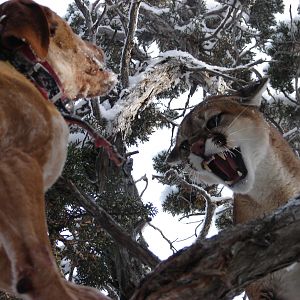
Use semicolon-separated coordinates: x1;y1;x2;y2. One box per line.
125;150;140;157
135;174;149;198
165;169;211;203
196;195;216;241
147;222;177;254
165;169;215;241
202;1;237;42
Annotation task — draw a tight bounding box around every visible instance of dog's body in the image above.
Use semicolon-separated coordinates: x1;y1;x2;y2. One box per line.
167;79;300;299
0;0;116;299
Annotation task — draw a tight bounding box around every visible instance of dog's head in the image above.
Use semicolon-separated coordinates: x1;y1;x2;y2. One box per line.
0;0;117;99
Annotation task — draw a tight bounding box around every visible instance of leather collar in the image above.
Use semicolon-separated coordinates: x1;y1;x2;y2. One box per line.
0;45;73;114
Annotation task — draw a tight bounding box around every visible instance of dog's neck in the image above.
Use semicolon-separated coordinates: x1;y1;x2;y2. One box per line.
0;44;71;112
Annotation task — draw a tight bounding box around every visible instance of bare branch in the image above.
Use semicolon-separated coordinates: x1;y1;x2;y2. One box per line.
165;169;216;241
121;0;142;88
196;195;216;241
202;1;237;42
165;169;211;203
108;54;264;137
110;57;185;136
147;222;177;254
92;3;108;34
135;174;149;198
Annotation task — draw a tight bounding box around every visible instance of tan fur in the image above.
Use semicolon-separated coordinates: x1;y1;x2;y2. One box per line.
0;1;115;299
168;80;300;300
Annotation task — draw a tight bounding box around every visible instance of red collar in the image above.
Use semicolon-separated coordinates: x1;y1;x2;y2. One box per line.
1;45;69;106
20;46;66;103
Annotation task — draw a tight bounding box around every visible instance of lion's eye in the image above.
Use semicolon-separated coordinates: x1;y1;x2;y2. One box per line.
206;113;223;130
180;140;190;151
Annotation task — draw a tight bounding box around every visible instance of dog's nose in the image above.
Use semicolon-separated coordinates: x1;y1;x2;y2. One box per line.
101;70;117;94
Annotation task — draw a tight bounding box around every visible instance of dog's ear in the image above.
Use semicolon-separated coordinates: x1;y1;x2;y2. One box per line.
0;0;50;59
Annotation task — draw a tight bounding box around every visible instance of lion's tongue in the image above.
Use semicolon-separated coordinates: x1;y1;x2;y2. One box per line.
208;154;240;182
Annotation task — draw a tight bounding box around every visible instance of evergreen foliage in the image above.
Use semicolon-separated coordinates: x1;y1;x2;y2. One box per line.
267;20;300;94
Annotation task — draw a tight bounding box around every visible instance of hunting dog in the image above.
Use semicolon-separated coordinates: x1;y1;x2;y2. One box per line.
0;0;117;299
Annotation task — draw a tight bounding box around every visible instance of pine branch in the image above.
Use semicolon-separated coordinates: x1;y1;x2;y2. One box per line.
202;2;237;42
131;196;300;300
66;179;160;268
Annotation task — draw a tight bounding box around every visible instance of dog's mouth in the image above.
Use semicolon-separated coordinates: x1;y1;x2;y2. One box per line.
200;148;248;186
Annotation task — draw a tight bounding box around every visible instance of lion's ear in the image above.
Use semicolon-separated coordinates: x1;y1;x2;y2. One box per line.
0;0;50;59
235;77;269;107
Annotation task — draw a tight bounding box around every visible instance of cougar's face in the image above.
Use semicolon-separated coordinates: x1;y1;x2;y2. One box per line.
167;96;270;194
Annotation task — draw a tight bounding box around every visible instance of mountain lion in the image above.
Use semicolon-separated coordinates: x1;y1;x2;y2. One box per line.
167;78;300;300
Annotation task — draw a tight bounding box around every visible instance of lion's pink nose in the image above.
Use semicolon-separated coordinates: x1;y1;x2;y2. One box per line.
191;138;205;157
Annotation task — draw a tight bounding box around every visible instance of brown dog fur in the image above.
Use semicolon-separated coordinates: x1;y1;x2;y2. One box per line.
0;0;116;299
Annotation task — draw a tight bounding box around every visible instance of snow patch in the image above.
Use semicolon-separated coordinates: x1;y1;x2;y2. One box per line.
160;185;179;204
140;2;169;15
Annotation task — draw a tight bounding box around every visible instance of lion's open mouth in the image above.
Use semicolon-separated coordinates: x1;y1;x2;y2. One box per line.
201;147;247;186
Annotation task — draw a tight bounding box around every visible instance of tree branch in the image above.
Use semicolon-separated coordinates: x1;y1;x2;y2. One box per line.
120;0;142;88
107;54;264;137
147;222;177;254
131;196;300;300
66;179;160;268
196;195;216;241
110;57;185;136
165;169;216;241
74;0;93;39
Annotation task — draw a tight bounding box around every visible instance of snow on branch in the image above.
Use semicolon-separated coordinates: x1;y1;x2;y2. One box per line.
131;195;300;300
101;51;264;136
202;1;238;42
74;0;93;38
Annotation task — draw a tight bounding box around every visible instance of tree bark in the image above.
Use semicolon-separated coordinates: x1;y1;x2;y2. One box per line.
130;196;300;300
110;57;185;137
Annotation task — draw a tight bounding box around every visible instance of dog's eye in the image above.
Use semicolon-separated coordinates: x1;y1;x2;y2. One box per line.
50;23;58;36
206;113;223;130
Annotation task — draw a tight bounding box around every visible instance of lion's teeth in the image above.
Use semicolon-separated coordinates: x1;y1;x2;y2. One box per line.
207;156;215;164
237;171;243;177
218;152;226;160
225;180;234;185
203;162;212;172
